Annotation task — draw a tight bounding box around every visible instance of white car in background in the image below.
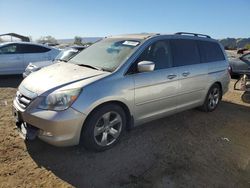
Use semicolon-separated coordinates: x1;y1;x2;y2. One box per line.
23;46;86;77
0;42;60;75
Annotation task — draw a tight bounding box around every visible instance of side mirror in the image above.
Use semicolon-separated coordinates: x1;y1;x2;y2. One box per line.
137;61;155;73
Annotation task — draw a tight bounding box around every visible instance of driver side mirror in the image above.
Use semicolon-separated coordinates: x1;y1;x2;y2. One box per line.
137;61;155;73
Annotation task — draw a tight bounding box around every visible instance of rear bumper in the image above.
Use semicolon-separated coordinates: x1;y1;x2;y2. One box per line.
13;99;86;146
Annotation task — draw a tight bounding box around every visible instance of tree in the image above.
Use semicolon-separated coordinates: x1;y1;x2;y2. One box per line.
74;36;82;45
37;36;58;44
245;43;250;50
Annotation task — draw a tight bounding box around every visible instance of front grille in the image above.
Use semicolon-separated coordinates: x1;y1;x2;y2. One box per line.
16;91;32;109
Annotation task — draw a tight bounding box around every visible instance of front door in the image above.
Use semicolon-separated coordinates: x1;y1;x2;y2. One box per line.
131;40;179;124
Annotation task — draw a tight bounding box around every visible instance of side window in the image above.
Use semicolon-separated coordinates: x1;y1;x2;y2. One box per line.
170;39;200;67
198;41;225;63
130;40;171;73
20;44;51;53
0;44;20;54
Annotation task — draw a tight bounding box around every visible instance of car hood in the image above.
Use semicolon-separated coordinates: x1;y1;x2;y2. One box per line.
20;62;107;95
229;58;242;64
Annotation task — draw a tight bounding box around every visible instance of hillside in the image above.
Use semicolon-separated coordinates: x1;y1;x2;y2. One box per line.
57;37;102;44
219;38;250;49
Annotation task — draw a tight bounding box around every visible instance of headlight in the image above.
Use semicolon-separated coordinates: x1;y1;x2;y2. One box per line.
38;88;82;111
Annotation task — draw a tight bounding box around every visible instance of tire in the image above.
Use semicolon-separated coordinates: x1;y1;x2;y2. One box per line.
80;104;126;151
241;91;250;103
199;83;222;112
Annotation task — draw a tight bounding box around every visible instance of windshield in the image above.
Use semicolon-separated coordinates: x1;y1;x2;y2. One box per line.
56;48;80;61
69;38;141;71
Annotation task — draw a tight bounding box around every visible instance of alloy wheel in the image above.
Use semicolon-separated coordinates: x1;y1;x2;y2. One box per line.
208;87;220;110
94;111;122;146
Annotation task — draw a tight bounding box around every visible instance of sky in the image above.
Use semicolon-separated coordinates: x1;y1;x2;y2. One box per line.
0;0;249;40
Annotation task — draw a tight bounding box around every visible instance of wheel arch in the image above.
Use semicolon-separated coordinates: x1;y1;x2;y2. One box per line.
82;100;134;132
213;81;223;99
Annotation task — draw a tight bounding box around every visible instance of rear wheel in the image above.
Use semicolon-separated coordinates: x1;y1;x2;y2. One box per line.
241;91;250;103
80;104;126;151
199;83;222;112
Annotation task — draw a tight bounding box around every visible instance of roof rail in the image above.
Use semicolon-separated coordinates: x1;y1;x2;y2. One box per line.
175;32;211;38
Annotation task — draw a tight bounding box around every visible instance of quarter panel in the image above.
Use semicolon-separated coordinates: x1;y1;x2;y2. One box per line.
207;60;230;94
23;53;48;68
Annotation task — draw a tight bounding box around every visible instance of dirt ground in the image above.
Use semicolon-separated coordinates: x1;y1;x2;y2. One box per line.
0;75;250;188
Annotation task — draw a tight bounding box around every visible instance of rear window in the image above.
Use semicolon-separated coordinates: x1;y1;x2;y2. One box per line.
198;41;225;63
19;44;50;53
171;39;200;67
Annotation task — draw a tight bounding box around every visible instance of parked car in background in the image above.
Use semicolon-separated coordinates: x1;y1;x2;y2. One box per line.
23;46;86;77
13;32;230;151
0;42;60;75
228;52;250;76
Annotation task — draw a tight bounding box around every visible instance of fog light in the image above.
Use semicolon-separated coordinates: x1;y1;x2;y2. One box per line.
41;130;53;137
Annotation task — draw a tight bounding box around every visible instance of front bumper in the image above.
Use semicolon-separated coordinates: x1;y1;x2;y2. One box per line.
13;99;86;146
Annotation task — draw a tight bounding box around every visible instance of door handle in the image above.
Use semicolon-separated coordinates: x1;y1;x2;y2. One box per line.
167;74;177;79
182;71;190;77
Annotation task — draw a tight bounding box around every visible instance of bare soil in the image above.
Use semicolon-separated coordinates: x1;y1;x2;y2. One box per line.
0;76;250;188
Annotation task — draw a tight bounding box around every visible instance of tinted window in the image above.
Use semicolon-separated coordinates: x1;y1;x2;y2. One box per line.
198;41;225;63
20;44;50;53
135;40;171;71
0;44;20;54
171;39;200;67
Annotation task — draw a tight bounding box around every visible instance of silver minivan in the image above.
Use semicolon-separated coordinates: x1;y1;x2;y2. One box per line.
13;32;230;151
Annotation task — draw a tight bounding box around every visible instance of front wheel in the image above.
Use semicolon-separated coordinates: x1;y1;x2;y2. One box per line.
80;104;126;151
199;84;222;112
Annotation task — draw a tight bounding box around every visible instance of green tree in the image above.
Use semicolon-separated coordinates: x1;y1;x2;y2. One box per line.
37;36;57;44
74;36;82;45
245;43;250;50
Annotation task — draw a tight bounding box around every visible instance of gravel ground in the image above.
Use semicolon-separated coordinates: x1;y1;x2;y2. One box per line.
0;76;250;188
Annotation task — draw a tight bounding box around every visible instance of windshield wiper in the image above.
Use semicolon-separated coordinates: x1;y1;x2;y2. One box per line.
55;59;68;62
77;64;103;71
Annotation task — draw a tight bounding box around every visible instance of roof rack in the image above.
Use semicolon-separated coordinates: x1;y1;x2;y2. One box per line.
175;32;211;38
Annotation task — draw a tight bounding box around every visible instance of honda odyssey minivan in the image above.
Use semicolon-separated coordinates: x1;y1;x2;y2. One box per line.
13;32;230;151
